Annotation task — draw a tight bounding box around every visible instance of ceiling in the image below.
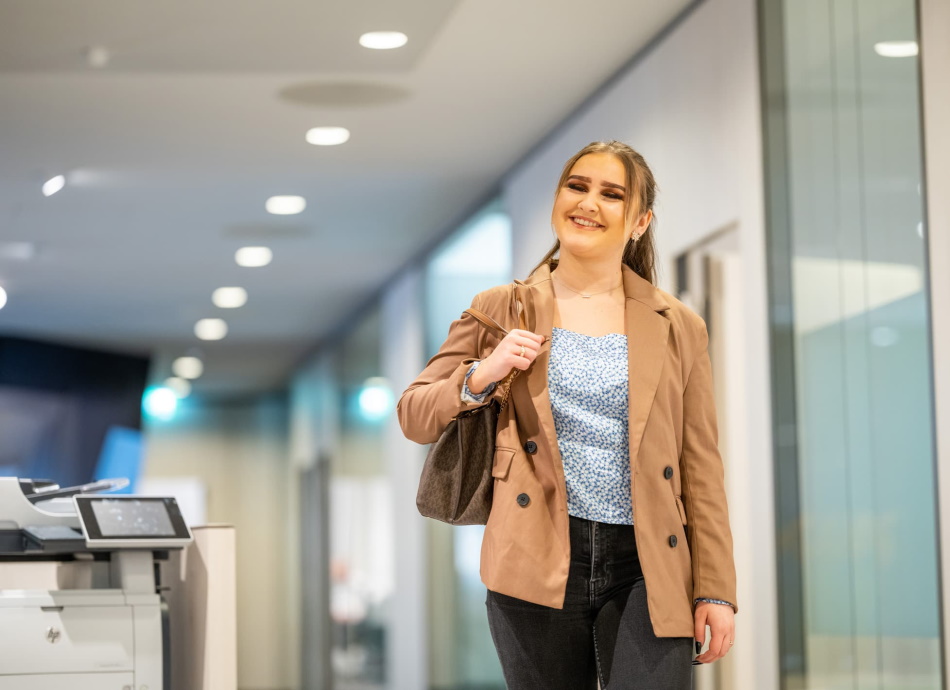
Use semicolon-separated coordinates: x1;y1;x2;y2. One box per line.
0;0;692;398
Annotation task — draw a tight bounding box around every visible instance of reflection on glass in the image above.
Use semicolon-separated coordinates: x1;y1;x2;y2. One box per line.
766;0;942;687
331;308;393;689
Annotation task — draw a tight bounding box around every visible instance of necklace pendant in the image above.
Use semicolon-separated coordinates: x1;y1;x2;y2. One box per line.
581;293;591;299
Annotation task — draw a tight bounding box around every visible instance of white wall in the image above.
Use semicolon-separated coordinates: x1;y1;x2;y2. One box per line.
503;0;778;687
144;396;298;690
919;0;950;674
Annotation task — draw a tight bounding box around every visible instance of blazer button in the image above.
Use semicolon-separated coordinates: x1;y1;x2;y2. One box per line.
664;466;674;480
517;493;530;507
524;440;538;454
669;535;678;547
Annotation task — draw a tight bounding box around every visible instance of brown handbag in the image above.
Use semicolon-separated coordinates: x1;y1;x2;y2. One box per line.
415;294;522;526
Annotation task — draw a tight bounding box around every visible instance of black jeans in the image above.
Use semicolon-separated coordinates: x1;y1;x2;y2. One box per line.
486;515;693;689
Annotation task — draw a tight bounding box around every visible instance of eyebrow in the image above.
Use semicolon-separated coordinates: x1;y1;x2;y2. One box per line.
567;175;626;192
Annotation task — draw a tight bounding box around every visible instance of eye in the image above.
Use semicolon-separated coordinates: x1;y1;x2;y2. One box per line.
566;182;587;192
603;191;623;200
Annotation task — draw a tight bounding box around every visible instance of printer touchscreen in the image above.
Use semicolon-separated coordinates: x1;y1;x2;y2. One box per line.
74;496;192;548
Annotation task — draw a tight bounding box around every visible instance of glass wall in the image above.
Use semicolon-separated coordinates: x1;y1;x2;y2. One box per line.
295;201;512;689
330;306;394;689
424;202;511;690
760;1;941;688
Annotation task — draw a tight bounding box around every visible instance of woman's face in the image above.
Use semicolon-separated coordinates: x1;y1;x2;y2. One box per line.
551;152;649;262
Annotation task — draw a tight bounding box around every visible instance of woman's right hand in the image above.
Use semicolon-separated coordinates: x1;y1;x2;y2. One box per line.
467;329;545;394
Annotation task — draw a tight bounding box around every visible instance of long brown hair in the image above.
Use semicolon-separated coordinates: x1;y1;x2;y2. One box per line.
531;140;658;285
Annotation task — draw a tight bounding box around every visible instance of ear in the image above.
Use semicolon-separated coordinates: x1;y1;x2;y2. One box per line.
638;209;653;233
627;209;652;239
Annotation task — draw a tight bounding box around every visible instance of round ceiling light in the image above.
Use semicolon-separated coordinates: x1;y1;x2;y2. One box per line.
172;356;204;379
359;31;408;50
195;318;228;341
86;45;111;68
235;246;273;267
164;376;192;399
213;287;248;308
874;41;918;57
306;126;351;146
265;195;306;215
42;175;66;197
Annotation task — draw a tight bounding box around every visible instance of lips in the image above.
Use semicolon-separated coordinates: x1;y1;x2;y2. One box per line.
569;215;603;229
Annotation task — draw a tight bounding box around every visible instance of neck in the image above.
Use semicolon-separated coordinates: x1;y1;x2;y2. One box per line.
552;252;623;293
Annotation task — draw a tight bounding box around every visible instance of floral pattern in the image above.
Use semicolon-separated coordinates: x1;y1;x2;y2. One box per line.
548;327;633;525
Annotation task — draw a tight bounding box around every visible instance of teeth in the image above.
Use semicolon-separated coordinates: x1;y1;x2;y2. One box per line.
573;217;599;227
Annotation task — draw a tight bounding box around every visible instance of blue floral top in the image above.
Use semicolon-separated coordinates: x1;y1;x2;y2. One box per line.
548;327;633;525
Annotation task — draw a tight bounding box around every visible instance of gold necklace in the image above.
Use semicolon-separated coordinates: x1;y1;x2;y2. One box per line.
552;273;623;299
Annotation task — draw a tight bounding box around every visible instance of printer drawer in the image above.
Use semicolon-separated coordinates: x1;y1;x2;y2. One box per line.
0;605;134;675
0;672;134;690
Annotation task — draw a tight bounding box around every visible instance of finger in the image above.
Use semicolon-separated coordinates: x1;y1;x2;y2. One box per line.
511;340;541;360
511;342;538;358
510;333;542;350
693;609;707;651
697;627;728;663
510;329;545;345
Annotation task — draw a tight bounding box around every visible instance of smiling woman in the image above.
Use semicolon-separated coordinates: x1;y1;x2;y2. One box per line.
534;140;658;287
399;141;737;689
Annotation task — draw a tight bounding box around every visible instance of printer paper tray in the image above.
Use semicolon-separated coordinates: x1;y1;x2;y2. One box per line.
0;672;134;690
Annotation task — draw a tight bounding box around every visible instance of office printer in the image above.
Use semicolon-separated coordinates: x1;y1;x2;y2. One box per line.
0;476;192;690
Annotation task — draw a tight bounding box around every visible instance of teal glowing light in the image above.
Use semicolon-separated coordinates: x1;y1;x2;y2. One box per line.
142;386;178;421
358;377;394;422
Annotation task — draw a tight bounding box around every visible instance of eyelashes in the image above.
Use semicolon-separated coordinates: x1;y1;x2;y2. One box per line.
565;183;623;200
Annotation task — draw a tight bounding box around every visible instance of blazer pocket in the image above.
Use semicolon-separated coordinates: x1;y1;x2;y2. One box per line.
674;495;688;525
492;447;516;480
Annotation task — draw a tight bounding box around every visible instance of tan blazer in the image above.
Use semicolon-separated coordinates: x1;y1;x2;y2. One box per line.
397;262;737;637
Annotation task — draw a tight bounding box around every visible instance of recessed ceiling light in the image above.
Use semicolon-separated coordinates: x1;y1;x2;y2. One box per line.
86;45;110;68
874;41;918;57
0;242;36;261
306;126;351;146
359;31;408;50
213;286;248;308
164;376;192;399
265;195;306;215
0;287;7;310
235;246;273;267
195;318;228;341
172;356;204;379
42;175;65;197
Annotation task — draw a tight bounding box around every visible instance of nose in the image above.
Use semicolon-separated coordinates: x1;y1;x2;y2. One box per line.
577;193;597;213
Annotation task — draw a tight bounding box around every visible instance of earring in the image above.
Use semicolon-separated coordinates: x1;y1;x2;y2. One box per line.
630;232;641;243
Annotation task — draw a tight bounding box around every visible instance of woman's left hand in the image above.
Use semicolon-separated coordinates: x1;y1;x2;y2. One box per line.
693;602;735;664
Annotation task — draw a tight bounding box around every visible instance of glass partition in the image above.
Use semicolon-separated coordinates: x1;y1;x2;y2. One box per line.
330;306;394;689
760;0;941;688
424;202;512;689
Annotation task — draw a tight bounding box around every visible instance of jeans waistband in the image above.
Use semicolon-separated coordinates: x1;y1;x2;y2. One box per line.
568;514;638;566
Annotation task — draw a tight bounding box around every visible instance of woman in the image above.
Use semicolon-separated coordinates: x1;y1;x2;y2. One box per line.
398;141;736;689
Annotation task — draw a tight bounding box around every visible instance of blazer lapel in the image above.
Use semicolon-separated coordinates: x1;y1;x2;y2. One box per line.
622;266;671;469
510;265;571;548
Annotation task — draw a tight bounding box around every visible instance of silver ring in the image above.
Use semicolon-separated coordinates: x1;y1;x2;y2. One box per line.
519;345;526;358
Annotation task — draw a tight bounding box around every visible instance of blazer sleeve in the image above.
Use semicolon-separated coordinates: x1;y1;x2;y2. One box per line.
397;292;498;445
679;319;739;613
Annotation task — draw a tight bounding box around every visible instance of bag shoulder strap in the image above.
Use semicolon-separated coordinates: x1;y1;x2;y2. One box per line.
463;308;509;337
